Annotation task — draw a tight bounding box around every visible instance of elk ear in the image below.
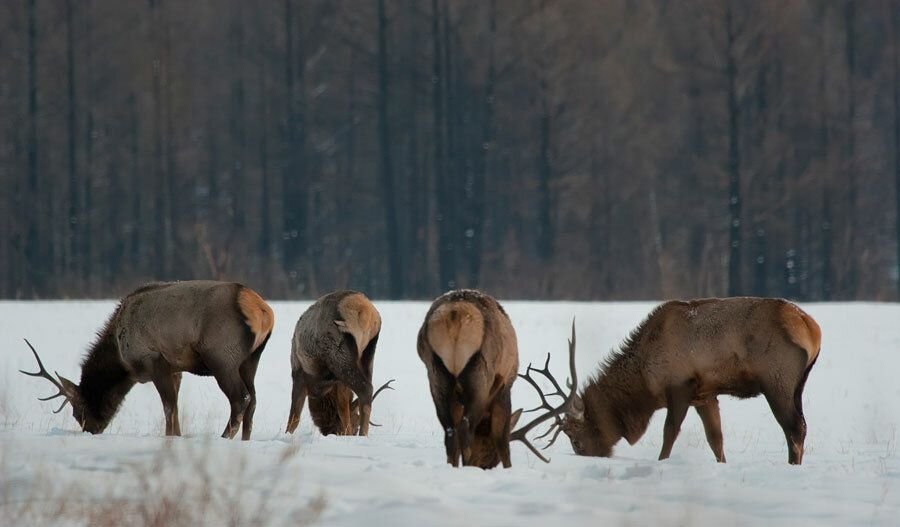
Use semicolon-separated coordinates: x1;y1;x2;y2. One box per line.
568;395;585;420
510;408;523;429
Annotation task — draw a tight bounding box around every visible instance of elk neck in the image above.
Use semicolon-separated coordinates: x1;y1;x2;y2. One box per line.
78;319;135;425
582;347;657;447
308;385;353;435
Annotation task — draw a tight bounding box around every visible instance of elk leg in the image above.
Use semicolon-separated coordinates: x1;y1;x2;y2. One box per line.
490;385;513;469
213;369;251;440
336;385;354;435
354;336;378;436
336;364;374;437
151;369;181;437
171;372;182;436
457;355;491;463
429;367;462;466
659;382;693;460
286;370;308;434
238;348;263;440
429;390;462;466
763;386;806;465
695;398;726;463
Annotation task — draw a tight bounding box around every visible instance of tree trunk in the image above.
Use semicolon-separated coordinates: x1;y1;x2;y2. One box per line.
24;0;39;296
405;0;424;296
128;93;142;275
82;2;95;288
469;0;496;288
151;1;166;279
433;0;454;292
163;9;177;277
843;0;857;298
537;90;553;262
65;0;78;283
258;53;272;264
281;0;307;290
725;3;742;297
230;1;246;235
753;226;767;296
893;1;900;300
376;0;403;298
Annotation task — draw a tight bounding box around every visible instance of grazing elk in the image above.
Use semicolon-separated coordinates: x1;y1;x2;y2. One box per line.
286;290;393;436
516;298;821;465
417;289;521;468
21;280;274;440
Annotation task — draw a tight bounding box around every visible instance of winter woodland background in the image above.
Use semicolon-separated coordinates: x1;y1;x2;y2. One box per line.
1;0;898;301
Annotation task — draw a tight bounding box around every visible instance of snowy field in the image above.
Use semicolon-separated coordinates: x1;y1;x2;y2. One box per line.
1;300;898;526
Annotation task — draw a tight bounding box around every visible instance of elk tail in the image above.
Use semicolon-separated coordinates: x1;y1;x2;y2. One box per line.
238;287;275;352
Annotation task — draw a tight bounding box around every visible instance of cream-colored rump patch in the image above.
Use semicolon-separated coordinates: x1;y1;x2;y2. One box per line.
427;301;485;376
779;303;821;364
336;293;382;356
238;288;275;352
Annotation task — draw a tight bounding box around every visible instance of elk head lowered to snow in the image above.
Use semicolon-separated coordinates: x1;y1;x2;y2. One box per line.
21;280;275;440
417;289;522;469
516;298;821;465
286;290;393;436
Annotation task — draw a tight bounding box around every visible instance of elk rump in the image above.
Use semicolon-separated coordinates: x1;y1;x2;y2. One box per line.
286;290;389;436
417;289;519;468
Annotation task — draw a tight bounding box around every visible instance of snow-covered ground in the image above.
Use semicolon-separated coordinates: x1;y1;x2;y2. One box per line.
1;300;898;525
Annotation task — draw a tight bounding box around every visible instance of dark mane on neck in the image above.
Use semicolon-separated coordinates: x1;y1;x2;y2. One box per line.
78;300;132;423
586;302;669;389
579;303;672;445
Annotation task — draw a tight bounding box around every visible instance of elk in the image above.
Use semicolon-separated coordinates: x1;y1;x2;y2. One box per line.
515;298;822;465
286;290;393;436
20;280;274;440
417;289;521;468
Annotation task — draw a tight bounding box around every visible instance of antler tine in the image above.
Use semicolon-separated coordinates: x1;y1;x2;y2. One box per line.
20;339;71;405
20;340;61;384
533;419;561;441
52;399;70;414
541;422;567;449
509;320;579;463
567;320;577;397
350;379;396;427
37;392;67;402
514;433;551;463
372;379;395;400
517;359;562;414
533;352;567;399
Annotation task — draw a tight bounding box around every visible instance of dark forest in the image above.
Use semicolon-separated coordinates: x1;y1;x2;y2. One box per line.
1;0;898;300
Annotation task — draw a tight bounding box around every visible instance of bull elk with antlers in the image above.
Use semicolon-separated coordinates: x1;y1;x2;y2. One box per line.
286;290;394;436
21;281;274;439
516;298;821;465
417;289;526;468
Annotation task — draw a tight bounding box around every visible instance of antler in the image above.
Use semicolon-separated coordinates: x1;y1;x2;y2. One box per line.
19;339;74;414
510;321;579;462
351;379;396;427
372;379;396;401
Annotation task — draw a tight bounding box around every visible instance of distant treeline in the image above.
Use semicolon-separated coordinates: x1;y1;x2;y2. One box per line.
1;0;898;300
